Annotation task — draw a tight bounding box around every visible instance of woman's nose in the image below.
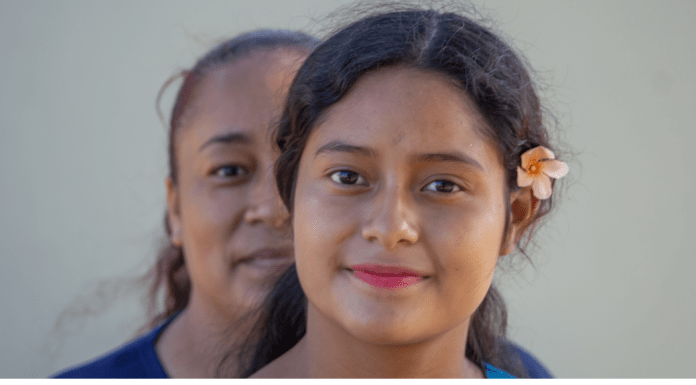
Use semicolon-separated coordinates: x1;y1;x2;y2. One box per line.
243;165;289;228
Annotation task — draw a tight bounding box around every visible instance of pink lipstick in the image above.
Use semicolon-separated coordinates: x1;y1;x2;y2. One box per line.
349;263;423;289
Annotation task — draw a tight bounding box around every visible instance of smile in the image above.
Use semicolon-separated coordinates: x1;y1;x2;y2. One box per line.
349;263;424;289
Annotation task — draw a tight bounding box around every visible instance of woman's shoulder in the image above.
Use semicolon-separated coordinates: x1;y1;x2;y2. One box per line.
51;317;175;378
498;339;553;378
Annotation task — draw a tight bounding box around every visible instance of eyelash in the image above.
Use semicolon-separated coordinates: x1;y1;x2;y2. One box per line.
329;170;368;186
328;170;464;194
422;180;463;193
211;164;250;179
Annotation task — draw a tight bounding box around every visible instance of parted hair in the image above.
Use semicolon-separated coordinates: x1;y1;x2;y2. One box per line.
237;3;562;378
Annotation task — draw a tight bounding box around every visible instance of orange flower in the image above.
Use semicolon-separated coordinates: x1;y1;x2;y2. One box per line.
517;146;568;199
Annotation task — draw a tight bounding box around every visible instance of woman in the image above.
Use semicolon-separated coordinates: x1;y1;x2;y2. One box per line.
54;29;320;378
239;5;568;378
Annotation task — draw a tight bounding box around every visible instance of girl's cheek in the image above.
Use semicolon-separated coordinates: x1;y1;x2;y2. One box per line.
304;182;361;227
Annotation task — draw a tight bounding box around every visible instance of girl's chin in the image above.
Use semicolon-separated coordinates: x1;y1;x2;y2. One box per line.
341;320;434;346
326;304;434;346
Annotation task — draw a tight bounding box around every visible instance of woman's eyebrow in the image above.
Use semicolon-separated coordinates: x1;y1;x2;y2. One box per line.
314;140;376;158
414;152;484;170
199;132;252;152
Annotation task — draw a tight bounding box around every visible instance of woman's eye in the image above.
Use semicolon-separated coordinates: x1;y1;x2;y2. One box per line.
213;165;248;178
329;170;368;186
424;180;462;193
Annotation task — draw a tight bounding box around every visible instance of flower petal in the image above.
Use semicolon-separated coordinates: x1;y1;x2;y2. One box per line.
532;175;552;199
541;159;569;179
521;146;555;169
517;167;534;187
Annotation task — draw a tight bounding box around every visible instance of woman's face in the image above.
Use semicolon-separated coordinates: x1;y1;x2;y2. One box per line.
166;49;306;319
293;67;517;345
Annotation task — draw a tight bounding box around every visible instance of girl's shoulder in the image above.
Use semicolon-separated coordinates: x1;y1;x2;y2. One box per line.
484;362;515;379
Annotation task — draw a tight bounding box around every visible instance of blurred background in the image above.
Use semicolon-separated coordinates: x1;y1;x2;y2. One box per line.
1;0;695;378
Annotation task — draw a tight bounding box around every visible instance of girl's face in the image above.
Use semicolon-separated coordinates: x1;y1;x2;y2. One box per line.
293;67;518;345
166;50;306;319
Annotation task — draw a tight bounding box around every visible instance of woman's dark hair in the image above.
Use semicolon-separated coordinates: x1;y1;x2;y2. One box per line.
142;29;320;329
238;4;563;378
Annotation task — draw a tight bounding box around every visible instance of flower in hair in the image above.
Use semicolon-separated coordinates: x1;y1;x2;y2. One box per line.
517;146;568;200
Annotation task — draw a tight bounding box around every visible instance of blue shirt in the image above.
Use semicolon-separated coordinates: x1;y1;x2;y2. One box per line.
503;341;553;378
52;316;174;378
53;314;547;379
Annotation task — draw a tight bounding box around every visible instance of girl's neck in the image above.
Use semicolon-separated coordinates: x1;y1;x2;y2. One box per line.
254;304;483;378
155;294;250;378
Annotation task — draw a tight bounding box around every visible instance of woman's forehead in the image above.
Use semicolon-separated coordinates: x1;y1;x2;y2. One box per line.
175;52;303;153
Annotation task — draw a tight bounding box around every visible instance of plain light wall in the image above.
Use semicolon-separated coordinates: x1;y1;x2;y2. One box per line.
1;0;694;378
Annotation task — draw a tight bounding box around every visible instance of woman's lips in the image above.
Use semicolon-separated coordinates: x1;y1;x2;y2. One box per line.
240;247;293;270
349;263;424;289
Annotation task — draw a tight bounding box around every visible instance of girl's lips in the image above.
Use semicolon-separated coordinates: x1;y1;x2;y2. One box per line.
349;263;424;289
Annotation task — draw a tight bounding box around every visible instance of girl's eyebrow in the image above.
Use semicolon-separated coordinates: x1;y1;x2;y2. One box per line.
314;140;376;158
199;132;252;152
314;140;484;170
414;152;484;171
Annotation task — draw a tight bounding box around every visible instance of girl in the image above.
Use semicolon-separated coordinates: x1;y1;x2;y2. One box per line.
54;29;320;378
240;5;568;378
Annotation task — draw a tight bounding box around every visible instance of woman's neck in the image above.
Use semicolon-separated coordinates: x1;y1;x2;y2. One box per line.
253;303;484;378
155;294;251;378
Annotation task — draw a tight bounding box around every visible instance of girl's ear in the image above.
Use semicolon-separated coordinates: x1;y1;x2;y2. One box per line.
166;177;183;247
500;187;537;256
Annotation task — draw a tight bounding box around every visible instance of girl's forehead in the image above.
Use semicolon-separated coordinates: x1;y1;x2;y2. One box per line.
306;66;496;164
323;67;481;128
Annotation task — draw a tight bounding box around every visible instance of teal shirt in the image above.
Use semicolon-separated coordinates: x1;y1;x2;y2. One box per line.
484;362;515;378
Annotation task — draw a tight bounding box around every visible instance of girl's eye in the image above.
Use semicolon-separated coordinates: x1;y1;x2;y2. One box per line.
329;170;368;186
213;165;248;178
423;180;462;193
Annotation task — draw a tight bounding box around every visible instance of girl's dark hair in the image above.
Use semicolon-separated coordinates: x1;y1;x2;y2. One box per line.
238;4;563;378
143;29;320;329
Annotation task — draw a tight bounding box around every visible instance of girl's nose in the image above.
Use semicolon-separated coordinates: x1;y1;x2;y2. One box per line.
361;187;419;249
